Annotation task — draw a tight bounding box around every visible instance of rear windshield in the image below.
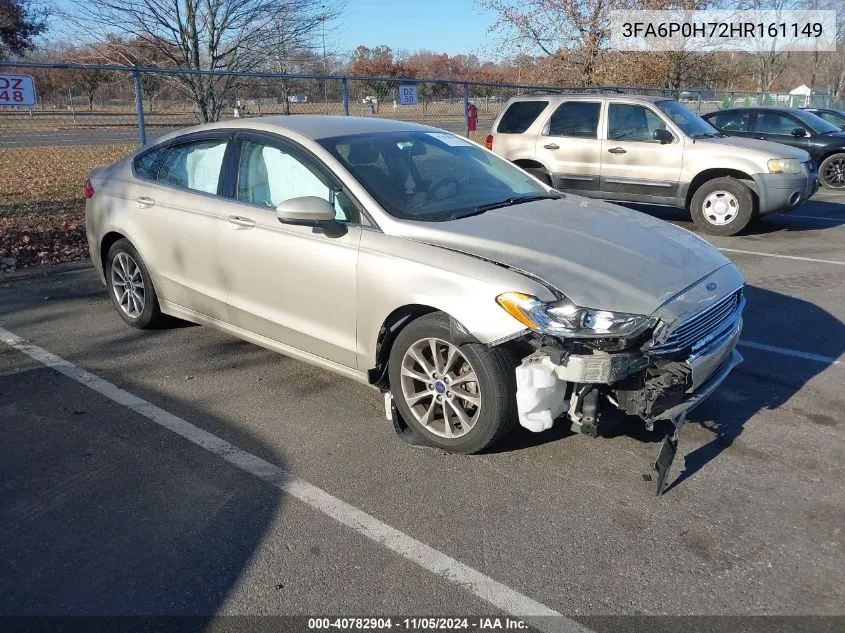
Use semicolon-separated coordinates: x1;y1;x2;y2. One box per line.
496;101;548;134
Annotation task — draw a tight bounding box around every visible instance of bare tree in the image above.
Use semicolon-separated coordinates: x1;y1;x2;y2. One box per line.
60;0;342;122
820;17;845;104
257;1;342;114
477;0;641;85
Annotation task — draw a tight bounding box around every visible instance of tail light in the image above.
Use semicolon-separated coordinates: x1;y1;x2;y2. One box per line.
84;177;94;199
485;134;493;150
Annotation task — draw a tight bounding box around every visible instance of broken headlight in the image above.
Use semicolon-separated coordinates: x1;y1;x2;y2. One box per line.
496;292;653;339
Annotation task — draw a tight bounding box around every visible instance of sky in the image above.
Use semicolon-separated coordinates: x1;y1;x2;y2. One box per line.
332;0;500;57
47;0;503;60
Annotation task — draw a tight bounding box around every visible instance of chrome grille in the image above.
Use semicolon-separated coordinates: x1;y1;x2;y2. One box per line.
650;290;743;356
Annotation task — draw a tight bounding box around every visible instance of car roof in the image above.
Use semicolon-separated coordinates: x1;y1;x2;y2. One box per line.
704;106;809;115
153;115;441;144
504;93;670;105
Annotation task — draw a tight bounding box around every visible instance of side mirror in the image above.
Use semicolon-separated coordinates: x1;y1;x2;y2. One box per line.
276;196;336;225
653;128;674;144
791;127;807;138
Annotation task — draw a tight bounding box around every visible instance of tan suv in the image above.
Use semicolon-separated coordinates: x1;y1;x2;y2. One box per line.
486;94;818;235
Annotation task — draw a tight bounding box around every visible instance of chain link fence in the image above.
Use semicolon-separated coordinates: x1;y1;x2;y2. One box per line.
1;60;843;270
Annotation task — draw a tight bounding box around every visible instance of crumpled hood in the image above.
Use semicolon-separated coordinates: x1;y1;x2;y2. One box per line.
697;135;810;159
389;196;733;315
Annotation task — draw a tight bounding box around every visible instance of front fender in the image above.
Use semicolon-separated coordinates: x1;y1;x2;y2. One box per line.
355;231;554;370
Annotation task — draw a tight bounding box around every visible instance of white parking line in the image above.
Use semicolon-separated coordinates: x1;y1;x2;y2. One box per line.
739;340;842;366
0;325;590;633
718;247;845;266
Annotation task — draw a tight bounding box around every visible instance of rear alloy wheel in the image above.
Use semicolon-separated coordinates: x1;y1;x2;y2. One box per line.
388;313;516;454
819;153;845;189
690;177;754;236
105;239;163;329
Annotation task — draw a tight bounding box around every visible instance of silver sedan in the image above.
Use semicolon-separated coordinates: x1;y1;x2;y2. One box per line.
85;116;744;486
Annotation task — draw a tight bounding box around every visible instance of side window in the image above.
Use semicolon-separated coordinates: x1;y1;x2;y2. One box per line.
754;112;801;134
818;111;845;127
710;112;751;132
547;102;601;138
608;104;668;142
157;140;228;194
133;146;168;180
496;101;549;134
237;140;357;222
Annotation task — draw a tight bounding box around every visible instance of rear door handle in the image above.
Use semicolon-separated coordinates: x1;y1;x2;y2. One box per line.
543;143;560;150
135;196;156;208
607;147;627;154
226;215;256;229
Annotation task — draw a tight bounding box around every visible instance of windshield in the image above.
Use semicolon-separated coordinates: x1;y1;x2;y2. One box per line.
318;131;555;221
655;99;720;137
791;109;840;134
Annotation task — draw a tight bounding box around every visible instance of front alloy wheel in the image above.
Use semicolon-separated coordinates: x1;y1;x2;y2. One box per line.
399;337;481;439
388;312;517;454
820;153;845;189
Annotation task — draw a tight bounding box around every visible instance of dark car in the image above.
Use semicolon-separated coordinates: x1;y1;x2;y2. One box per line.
801;107;845;130
702;107;845;189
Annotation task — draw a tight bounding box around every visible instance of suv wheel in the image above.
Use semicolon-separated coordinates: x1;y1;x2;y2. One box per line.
819;153;845;189
689;177;754;236
387;312;517;454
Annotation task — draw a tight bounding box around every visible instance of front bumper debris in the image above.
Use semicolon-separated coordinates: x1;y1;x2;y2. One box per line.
652;348;742;495
513;313;743;494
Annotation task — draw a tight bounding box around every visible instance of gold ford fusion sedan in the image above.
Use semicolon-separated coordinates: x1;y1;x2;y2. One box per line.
85;116;744;481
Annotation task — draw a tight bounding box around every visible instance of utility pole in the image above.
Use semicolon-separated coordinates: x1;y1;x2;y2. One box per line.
318;10;328;113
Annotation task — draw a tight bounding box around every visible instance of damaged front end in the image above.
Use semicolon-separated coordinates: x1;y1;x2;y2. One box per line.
504;278;746;494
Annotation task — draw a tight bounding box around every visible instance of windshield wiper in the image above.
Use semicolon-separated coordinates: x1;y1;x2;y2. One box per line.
467;193;561;215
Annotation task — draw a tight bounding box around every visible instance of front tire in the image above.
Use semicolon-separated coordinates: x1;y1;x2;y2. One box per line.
819;153;845;189
105;239;163;329
387;313;517;454
689;177;754;236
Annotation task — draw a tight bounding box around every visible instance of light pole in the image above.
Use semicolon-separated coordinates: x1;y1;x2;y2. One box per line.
318;11;328;113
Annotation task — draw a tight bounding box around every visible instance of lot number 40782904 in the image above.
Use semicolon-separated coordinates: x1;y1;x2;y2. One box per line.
0;74;37;107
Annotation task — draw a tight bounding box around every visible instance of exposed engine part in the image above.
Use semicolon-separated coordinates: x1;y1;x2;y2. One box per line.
614;361;692;421
514;353;571;432
569;385;599;436
514;347;646;434
514;348;640;435
519;348;646;385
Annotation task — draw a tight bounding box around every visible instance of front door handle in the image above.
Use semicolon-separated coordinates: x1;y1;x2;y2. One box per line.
607;147;627;154
755;135;767;140
543;143;560;150
226;215;256;229
135;196;156;208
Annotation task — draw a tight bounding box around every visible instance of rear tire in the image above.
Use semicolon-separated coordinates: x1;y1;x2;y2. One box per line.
690;177;754;236
387;312;517;454
105;239;163;329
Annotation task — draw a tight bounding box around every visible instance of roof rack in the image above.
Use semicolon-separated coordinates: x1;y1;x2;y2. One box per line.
522;87;627;96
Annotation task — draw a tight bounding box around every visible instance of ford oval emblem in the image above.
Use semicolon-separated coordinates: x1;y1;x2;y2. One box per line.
706;282;718;291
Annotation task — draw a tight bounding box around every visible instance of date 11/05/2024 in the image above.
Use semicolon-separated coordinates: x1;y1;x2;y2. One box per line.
308;617;530;630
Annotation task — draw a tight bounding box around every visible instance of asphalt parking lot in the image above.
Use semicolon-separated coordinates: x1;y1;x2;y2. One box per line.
1;191;844;629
